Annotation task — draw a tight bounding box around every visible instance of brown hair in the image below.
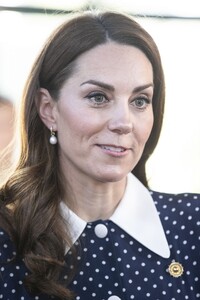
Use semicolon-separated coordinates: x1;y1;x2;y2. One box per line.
0;11;165;299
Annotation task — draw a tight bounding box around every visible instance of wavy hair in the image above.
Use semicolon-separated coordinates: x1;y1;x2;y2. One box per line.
0;10;165;299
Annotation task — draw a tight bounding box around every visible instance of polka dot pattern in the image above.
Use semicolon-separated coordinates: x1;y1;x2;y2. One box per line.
0;192;200;299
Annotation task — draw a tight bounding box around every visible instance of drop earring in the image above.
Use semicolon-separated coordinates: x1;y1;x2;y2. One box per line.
49;127;57;145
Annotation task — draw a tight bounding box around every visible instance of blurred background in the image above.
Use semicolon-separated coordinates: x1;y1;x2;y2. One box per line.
0;0;199;193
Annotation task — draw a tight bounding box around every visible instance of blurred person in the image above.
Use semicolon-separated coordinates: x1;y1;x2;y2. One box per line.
0;96;14;152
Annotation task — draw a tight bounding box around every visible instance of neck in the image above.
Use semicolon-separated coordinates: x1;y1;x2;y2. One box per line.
63;174;127;222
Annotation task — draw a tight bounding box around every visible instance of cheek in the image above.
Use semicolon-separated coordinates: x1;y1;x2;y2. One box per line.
137;113;154;143
57;108;101;140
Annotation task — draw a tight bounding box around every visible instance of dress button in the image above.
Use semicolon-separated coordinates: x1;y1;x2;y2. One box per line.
108;296;121;300
94;223;108;238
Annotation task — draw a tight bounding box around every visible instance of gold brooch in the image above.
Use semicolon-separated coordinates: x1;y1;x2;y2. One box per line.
168;262;184;278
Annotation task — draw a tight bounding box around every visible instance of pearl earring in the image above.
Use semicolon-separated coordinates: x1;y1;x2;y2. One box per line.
49;127;57;145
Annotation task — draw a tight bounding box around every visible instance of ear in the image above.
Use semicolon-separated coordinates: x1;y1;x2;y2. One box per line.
36;88;58;130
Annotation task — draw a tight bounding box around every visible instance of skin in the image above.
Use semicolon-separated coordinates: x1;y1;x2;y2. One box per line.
39;42;154;221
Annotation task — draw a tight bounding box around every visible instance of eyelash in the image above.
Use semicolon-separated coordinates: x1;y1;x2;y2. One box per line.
86;92;108;106
85;92;151;109
132;96;151;110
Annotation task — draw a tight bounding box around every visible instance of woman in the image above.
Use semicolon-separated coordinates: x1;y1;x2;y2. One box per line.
0;11;199;300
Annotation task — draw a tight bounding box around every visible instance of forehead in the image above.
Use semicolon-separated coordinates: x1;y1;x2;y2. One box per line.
70;42;153;84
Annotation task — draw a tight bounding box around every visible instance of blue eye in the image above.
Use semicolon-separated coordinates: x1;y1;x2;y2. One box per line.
87;93;108;105
133;97;151;109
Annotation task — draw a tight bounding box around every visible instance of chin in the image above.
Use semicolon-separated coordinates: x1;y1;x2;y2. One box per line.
95;169;129;183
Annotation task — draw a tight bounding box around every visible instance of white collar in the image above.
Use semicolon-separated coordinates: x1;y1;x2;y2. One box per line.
60;173;170;258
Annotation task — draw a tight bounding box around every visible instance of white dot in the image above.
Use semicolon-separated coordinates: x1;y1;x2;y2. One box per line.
129;279;133;283
168;283;172;287
135;271;139;275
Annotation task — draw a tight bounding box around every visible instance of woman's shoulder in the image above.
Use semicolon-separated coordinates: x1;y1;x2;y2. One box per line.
0;228;16;262
151;189;200;206
151;189;200;200
151;190;200;227
0;228;33;299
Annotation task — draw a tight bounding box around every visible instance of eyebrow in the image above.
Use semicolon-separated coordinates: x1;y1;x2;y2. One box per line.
80;80;115;91
80;79;154;93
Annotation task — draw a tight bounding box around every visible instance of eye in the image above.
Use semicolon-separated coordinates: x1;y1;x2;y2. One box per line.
132;97;151;109
86;92;108;106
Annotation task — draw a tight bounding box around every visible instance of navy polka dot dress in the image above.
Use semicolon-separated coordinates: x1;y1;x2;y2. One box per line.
0;174;200;299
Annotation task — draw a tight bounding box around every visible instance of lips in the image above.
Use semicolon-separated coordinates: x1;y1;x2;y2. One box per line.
97;144;129;153
100;145;125;152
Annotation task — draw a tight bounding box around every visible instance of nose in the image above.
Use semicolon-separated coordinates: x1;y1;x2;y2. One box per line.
107;104;133;135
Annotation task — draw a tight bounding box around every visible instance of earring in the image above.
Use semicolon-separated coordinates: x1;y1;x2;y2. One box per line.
49;127;57;145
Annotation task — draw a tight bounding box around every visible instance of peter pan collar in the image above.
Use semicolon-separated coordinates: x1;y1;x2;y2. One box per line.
60;173;170;258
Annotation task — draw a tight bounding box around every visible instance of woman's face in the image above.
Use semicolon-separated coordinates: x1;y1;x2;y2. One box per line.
53;42;154;184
